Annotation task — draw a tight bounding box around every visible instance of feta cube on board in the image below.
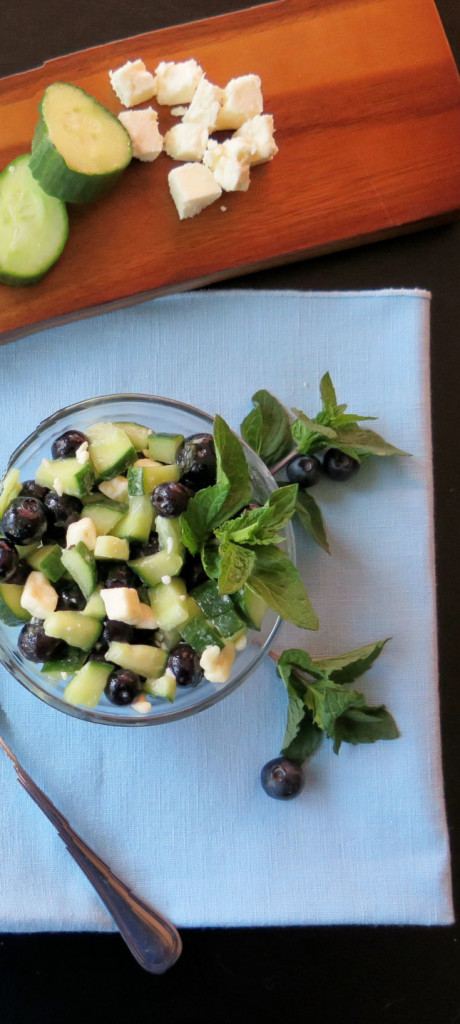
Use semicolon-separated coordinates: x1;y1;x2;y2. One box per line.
164;123;209;162
118;108;164;162
215;74;263;130
234;114;278;164
182;78;223;129
153;59;204;105
109;59;156;108
168;163;222;220
204;137;252;191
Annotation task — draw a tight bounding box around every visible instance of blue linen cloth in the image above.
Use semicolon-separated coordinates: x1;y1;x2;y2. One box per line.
0;289;453;929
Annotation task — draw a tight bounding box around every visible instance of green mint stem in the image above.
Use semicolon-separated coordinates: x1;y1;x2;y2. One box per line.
269;448;298;476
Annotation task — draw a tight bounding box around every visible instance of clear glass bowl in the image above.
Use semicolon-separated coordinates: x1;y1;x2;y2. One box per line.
0;395;295;726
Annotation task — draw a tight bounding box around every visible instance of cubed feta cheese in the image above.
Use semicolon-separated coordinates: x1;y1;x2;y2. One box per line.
182;77;223;129
98;476;129;502
53;477;64;497
234;114;278;165
203;137;252;192
168;163;222;220
153;59;203;105
109;59;156;108
118;108;164;162
66;517;97;551
20;571;58;620
164;123;209;162
199;641;236;684
75;442;90;464
215;74;263;130
131;696;152;714
100;587;141;624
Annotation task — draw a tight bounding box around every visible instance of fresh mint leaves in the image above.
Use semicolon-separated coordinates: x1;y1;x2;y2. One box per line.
241;390;292;466
295;491;330;553
248;545;319;630
215;485;298;547
217;541;256;595
276;640;399;760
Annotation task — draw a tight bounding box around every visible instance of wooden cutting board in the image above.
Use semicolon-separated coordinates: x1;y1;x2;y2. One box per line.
1;0;460;343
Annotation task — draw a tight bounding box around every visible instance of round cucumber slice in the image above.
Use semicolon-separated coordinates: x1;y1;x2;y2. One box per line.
0;154;68;286
29;82;132;203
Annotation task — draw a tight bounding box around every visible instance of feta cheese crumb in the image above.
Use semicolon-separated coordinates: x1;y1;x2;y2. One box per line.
164;123;209;162
220;205;227;212
66;517;97;551
166;537;174;553
118;108;164;162
53;477;64;497
99;476;128;502
20;571;58;620
235;635;248;651
199;641;236;684
165;666;176;679
161;575;172;585
182;77;223;129
100;587;141;624
132;696;152;715
153;59;203;105
171;105;188;117
215;74;263;130
109;59;156;108
234;114;278;165
168;163;222;220
75;441;90;464
203;137;252;192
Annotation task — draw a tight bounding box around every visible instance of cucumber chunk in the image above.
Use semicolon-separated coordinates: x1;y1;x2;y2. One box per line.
42;647;87;680
85;422;137;480
127;461;180;496
26;543;64;583
35;457;94;497
155;516;184;557
129;549;183;587
82;586;106;619
29;83;132;204
83;503;126;536
94;535;130;560
64;661;114;707
60;541;97;600
112;494;154;542
116;422;152;451
180;613;224;654
105;642;167;679
144;673;177;702
0;583;31;626
148;433;184;464
0;154;68;286
191;579;246;637
0;469;22;517
149;577;191;631
44;611;101;650
231;585;267;630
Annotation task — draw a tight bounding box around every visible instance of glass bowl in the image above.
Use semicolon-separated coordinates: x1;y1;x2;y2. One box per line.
0;394;295;726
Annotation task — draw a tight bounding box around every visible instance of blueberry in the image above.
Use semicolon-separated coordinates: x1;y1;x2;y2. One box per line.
20;480;49;501
260;757;304;800
132;627;158;646
18;622;63;663
0;539;19;582
167;643;203;687
2;497;48;545
323;448;360;482
286;454;321;488
129;532;159;559
175;433;216;490
5;559;29;585
180;552;208;591
99;619;134;650
103;564;139;589
43;491;83;529
57;582;86;611
51;429;88;459
151;482;192;518
105;668;141;705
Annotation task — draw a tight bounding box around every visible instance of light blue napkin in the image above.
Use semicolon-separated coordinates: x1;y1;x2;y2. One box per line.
0;290;453;929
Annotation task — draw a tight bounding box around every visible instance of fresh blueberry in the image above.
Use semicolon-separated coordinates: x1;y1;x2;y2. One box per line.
5;559;29;585
43;491;83;529
0;539;19;582
323;448;360;482
132;627;158;646
18;622;63;663
175;433;216;490
2;497;48;545
167;643;203;687
51;430;88;459
151;482;192;518
260;757;304;800
105;668;141;705
103;564;139;589
99;619;134;650
57;581;86;611
180;552;208;591
286;454;321;488
20;480;49;501
129;531;160;559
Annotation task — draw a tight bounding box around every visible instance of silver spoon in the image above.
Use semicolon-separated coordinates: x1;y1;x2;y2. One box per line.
0;735;182;973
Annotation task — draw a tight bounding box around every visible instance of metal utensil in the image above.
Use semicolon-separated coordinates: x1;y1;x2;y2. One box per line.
0;735;182;973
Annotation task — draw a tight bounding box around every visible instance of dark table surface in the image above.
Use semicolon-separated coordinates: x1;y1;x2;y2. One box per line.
1;2;459;1022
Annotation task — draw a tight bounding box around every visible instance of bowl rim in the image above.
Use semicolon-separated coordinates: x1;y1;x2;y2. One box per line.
0;393;294;726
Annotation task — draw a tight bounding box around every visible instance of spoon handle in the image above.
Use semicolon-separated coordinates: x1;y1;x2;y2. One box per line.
0;737;182;973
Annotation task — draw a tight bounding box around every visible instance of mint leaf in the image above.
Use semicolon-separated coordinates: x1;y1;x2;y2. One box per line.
281;696;322;762
217;541;256;595
311;639;390;683
249;545;318;630
201;540;221;579
330;426;410;459
180;485;229;554
241;390;292;466
295;491;330;553
332;705;400;754
277;647;322;685
304;677;367;734
291;410;336;454
320;372;338;414
215;485;298;547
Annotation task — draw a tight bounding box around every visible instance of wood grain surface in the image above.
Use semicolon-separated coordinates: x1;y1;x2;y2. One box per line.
1;0;460;343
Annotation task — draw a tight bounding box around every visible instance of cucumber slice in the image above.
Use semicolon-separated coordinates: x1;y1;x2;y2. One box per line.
83;503;126;535
144;673;177;702
85;422;137;480
105;642;167;679
94;535;130;560
149;577;191;631
0;154;68;286
129;549;183;587
41;646;87;680
191;580;245;637
116;422;152;451
148;433;184;464
29;83;132;204
0;469;22;517
26;543;64;583
155;516;184;557
155;626;183;651
60;541;97;600
64;661;114;708
82;586;106;619
112;494;154;542
0;583;31;626
82;494;128;512
180;613;224;654
127;461;180;496
44;611;101;650
35;457;94;497
231;585;267;630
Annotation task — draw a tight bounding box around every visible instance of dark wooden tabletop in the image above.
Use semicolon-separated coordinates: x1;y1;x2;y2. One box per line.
1;3;459;1022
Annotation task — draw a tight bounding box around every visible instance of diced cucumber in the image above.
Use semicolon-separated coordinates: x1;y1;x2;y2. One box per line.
85;422;137;480
149;577;191;631
180;613;224;654
155;516;184;557
64;661;114;708
148;433;184;464
0;469;21;517
35;457;94;497
82;493;128;512
29;83;132;204
44;611;101;650
116;422;152;451
83;503;126;536
191;579;245;637
112;494;154;542
231;585;267;630
129;549;183;587
0;154;68;286
41;646;87;680
212;609;247;640
105;642;167;679
94;535;130;560
16;541;40;558
26;543;64;583
60;541;97;600
156;626;183;651
144;673;176;702
127;461;179;496
0;583;31;626
82;586;106;619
